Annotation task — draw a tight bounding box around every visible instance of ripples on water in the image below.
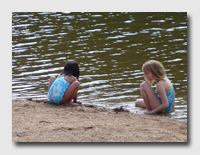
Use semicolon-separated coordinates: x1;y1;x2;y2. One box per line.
12;12;187;122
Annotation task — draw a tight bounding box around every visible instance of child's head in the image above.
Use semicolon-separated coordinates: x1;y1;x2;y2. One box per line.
142;60;166;85
63;60;80;79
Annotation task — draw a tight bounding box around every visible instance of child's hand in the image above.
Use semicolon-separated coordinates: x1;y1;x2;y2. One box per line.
144;110;153;115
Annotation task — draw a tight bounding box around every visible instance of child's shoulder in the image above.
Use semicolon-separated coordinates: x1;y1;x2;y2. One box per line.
156;79;167;88
157;79;171;91
64;75;77;83
157;79;166;84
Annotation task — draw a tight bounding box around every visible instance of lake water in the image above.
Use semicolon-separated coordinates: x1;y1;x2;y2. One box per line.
12;12;187;122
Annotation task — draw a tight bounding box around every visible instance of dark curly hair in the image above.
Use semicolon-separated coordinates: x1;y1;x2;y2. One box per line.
62;60;80;79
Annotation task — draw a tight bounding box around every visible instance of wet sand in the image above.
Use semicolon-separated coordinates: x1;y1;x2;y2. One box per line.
12;99;187;142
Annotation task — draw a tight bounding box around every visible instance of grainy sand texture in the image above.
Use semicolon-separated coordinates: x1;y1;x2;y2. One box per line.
12;99;187;142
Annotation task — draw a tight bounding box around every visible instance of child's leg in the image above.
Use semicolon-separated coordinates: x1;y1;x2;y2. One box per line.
136;81;161;111
60;80;80;106
48;76;56;91
73;93;82;104
135;99;146;108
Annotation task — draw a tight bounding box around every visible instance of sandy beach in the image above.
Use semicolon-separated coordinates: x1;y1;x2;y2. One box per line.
12;99;187;142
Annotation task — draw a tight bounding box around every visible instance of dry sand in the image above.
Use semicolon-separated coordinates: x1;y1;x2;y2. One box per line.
12;99;187;142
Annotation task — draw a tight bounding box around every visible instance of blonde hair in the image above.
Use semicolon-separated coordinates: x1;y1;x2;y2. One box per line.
142;60;166;85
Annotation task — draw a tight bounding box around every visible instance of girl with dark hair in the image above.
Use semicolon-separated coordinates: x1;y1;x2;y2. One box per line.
48;60;81;106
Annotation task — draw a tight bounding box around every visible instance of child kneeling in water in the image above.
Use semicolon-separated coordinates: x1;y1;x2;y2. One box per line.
135;60;175;114
48;60;81;106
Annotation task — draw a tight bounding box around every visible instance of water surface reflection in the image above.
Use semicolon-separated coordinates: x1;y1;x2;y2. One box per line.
12;12;187;122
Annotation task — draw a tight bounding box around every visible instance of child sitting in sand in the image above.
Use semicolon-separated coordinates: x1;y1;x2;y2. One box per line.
135;60;175;114
48;60;81;106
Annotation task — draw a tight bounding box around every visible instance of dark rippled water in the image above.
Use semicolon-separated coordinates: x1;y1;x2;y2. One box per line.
12;12;187;122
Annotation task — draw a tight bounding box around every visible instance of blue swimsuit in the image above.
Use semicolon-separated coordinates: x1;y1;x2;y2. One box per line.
48;74;70;104
156;78;175;112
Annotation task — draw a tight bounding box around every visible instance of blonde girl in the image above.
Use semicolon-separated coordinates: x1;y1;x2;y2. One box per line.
135;60;175;114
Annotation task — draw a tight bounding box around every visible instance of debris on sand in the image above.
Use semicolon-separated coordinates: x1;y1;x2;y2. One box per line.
113;106;129;112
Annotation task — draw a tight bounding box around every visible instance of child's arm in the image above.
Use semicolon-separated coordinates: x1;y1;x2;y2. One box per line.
145;82;169;114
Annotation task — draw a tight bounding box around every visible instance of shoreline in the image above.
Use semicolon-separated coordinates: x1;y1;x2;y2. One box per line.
12;99;187;142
